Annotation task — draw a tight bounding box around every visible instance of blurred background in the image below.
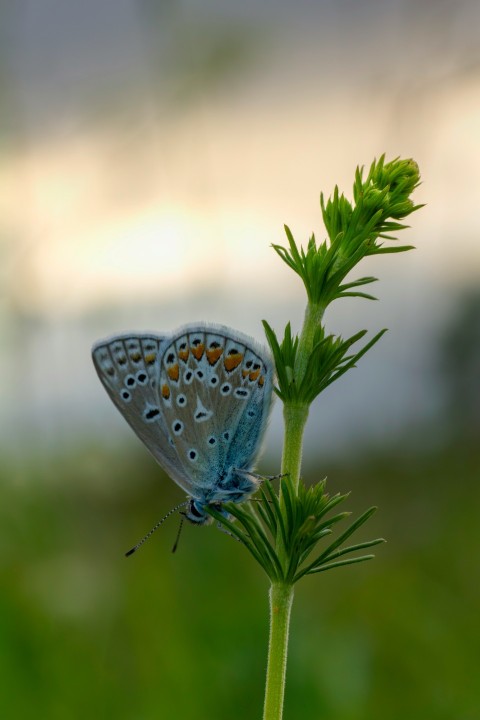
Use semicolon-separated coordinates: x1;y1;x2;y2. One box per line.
1;1;479;718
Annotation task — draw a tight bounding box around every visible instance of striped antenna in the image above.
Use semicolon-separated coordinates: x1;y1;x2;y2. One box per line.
171;514;186;554
125;500;189;557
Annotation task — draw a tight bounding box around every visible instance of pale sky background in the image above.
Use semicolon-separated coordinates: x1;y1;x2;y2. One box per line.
1;0;479;464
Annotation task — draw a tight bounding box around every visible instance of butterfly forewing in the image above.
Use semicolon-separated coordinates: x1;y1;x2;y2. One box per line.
92;333;197;496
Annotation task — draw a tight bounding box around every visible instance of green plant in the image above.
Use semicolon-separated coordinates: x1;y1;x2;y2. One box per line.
208;155;423;720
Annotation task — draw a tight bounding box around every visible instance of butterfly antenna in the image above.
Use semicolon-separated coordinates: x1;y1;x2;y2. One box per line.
171;514;186;554
125;500;189;557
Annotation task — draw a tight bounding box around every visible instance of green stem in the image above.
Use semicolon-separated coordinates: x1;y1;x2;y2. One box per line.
294;301;325;383
281;404;309;494
261;405;306;720
263;583;295;720
280;300;322;500
262;299;322;720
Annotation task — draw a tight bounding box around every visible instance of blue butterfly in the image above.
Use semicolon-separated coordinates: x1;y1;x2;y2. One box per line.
92;323;274;550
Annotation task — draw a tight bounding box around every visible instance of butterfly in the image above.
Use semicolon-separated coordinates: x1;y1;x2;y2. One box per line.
92;323;274;550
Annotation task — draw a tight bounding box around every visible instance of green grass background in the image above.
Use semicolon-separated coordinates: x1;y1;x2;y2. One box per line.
1;437;478;720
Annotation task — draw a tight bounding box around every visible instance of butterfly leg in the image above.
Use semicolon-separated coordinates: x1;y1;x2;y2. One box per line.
234;469;287;483
216;522;242;543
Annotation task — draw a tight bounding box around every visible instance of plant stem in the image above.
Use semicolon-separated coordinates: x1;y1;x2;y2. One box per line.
262;405;306;720
262;299;322;719
294;300;325;384
281;404;309;494
263;583;295;720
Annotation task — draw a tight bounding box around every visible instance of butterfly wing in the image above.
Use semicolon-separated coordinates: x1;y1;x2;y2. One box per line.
156;324;274;501
92;333;197;496
219;335;274;472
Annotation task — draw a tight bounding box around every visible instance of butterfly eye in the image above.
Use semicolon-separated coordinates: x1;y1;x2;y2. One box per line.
136;371;148;385
220;383;231;395
188;449;198;462
195;369;204;381
125;375;136;388
184;370;194;384
208;436;216;446
176;394;187;407
121;390;132;402
209;375;218;387
222;431;230;441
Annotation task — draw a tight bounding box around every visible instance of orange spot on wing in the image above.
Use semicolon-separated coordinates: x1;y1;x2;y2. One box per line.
258;375;265;387
167;364;179;381
161;384;170;399
178;348;189;363
130;352;141;362
224;352;243;372
206;347;223;365
242;369;249;378
191;343;205;361
249;370;261;381
145;353;156;365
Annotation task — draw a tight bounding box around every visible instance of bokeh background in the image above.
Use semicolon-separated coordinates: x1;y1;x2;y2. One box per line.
1;1;479;718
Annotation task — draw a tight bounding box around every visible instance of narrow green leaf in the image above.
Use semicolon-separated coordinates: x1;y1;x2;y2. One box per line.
226;503;283;579
271;244;297;272
313;510;351;530
314;506;378;562
254;496;276;537
297;528;333;566
299;506;378;576
301;554;376;577
258;487;278;534
337;292;378;301
338;276;378;291
206;506;271;574
320;537;385;563
317;493;351;517
264;480;287;548
325;329;387;389
371;245;415;254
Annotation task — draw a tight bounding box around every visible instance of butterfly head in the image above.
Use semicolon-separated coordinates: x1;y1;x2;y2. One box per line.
183;498;216;526
183;497;243;526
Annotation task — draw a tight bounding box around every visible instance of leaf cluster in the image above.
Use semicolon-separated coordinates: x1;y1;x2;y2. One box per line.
263;320;386;404
273;155;422;307
207;477;384;583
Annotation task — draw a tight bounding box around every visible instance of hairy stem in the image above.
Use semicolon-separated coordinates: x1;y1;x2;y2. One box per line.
281;404;309;494
262;299;322;719
263;583;295;720
294;301;325;384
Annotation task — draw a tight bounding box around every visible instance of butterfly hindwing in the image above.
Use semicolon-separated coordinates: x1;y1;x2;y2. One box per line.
157;324;274;501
